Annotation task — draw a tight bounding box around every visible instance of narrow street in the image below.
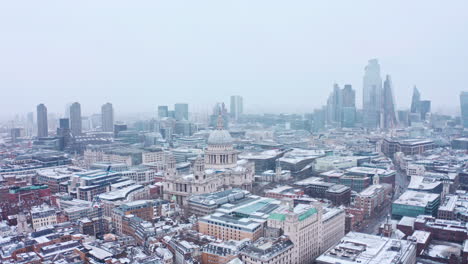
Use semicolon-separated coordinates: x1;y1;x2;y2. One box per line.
360;170;408;234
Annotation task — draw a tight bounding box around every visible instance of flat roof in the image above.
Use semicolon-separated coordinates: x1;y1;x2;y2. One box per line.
393;190;440;207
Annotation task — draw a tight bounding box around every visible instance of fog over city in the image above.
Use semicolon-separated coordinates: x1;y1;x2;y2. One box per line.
2;3;468;264
1;1;468;119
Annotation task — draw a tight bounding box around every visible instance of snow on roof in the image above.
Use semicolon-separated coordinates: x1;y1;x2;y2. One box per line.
398;216;416;227
408;176;442;191
393;191;440;207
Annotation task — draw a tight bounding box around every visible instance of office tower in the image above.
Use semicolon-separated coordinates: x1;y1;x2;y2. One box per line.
64;103;72;119
312;107;326;132
168;110;175;119
36;104;48;138
326;84;342;125
397;110;409;127
341;84;356;127
69;102;82;136
57;118;71;151
158;105;169;119
59;118;70;129
410;86;421;114
420;100;431;121
382;75;397;129
114;123;127;137
230;95;244;121
461;92;468;128
363;59;382;128
174;103;189;121
26;112;34;137
268;203;323;263
101;103;114;132
341;84;355;108
10;128;21;143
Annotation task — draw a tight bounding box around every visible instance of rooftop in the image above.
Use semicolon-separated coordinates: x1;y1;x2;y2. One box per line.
316;232;416;264
393;191;440;207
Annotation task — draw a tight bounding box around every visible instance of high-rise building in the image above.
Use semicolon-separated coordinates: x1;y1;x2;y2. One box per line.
341;84;356;128
230;95;243;121
420;100;431;121
461;92;468;128
70;102;82;136
37;104;48;138
158;105;169;119
174;103;189;121
382;75;397;129
326;84;342;125
57;118;71;151
362;59;382;128
101;103;114;132
410;86;421;114
26;112;34;137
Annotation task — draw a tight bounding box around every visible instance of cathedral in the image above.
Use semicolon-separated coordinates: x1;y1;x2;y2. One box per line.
163;117;254;205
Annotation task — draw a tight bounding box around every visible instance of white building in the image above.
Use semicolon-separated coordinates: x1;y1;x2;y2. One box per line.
314;156;359;172
31;205;57;230
316;232;417;264
321;207;345;253
268;203;323;264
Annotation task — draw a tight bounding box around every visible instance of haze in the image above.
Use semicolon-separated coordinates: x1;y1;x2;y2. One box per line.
1;0;467;119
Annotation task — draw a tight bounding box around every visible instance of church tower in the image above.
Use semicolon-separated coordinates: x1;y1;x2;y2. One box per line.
373;171;380;185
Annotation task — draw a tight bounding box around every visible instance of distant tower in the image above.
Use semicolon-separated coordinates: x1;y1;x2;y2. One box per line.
410;86;421;114
36;103;48;138
101;103;114;132
158;105;169;119
230;95;243;121
382;75;397;129
460;92;468;128
16;212;31;234
174;103;189;121
70;102;82;136
363;59;382;129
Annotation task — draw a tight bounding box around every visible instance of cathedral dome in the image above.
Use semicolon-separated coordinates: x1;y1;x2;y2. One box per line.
207;129;233;145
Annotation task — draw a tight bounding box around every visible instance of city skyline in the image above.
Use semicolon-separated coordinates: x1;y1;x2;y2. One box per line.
1;1;468;119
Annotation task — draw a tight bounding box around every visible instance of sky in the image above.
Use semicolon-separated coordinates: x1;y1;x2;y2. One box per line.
0;0;468;120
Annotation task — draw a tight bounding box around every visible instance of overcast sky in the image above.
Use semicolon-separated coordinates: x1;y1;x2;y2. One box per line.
0;0;467;119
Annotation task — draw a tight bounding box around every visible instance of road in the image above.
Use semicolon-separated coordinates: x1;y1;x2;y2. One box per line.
359;170;409;234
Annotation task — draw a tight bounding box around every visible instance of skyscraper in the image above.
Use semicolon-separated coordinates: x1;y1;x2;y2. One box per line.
158;105;169;119
230;95;243;121
69;102;82;136
36;104;48;138
460;92;468;128
382;75;397;129
326;84;342;125
26;112;34;137
363;59;382;128
101;103;114;132
420;100;431;121
174;103;189;121
410;86;421;114
341;84;356;128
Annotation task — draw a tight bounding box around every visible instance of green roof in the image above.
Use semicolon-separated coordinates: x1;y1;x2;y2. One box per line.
298;208;317;221
268;213;286;221
268;208;318;222
9;185;48;194
234;199;274;216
